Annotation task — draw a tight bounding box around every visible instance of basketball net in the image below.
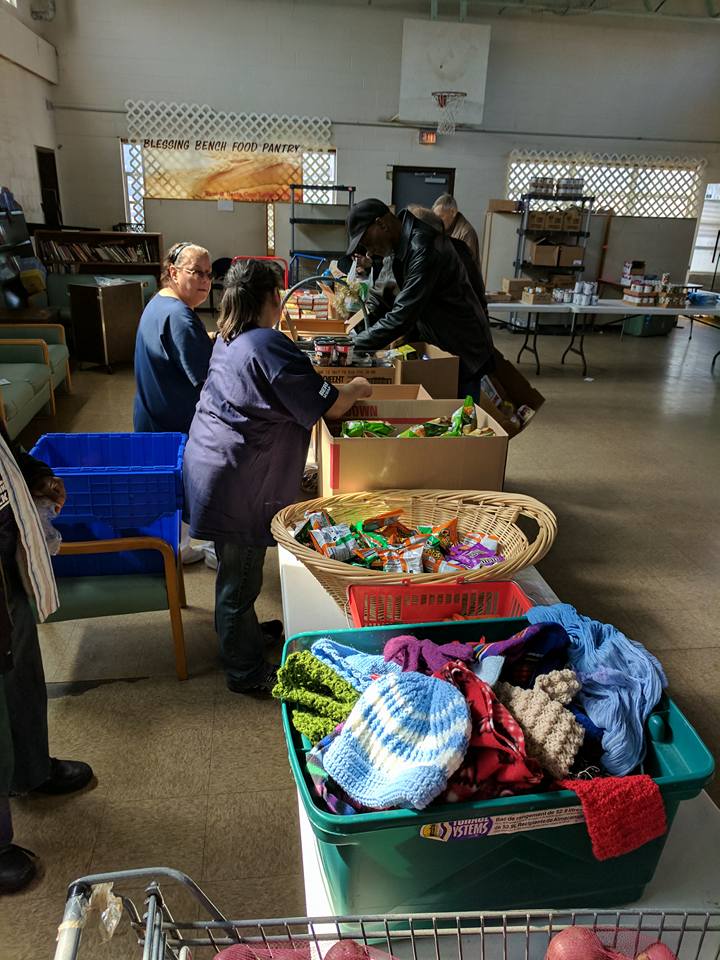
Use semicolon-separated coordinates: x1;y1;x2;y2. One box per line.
432;91;467;135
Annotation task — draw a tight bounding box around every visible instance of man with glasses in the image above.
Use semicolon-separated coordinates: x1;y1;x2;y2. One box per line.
133;241;215;563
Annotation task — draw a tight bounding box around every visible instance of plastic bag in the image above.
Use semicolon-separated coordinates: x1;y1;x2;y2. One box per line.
34;497;62;555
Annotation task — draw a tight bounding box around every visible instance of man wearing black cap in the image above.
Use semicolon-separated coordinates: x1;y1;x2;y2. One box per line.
346;199;494;398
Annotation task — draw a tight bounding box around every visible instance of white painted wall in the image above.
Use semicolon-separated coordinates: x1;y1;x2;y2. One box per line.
0;4;58;222
30;0;720;259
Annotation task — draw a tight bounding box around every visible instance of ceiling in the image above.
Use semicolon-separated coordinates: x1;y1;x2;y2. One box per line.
312;0;720;23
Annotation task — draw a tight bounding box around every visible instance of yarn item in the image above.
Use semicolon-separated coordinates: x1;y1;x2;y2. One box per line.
325;672;471;810
383;634;477;674
311;637;401;692
474;622;570;687
272;651;359;743
306;724;372;815
496;670;585;779
434;661;543;802
527;604;667;776
560;774;667;860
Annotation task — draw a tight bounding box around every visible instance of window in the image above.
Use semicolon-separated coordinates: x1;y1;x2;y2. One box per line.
302;151;337;204
120;141;146;231
507;150;704;219
3;0;18;7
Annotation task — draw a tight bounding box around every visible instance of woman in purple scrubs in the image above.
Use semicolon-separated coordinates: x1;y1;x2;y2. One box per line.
184;260;371;693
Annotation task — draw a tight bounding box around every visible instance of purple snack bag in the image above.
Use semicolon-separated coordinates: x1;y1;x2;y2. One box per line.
447;542;505;569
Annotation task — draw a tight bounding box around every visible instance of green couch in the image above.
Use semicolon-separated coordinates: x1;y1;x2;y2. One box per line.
0;323;70;438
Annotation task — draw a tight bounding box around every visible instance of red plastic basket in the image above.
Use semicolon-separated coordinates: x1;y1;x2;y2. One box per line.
347;579;534;627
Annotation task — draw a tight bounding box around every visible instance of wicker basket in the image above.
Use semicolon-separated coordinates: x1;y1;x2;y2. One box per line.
271;489;557;609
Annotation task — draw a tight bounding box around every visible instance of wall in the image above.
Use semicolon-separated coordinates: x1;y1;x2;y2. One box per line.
38;0;720;258
0;3;58;221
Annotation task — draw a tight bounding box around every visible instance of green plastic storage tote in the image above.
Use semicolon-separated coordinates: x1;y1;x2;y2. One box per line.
281;618;714;914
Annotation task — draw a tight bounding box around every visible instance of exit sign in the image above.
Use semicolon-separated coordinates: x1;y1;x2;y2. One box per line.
419;129;437;145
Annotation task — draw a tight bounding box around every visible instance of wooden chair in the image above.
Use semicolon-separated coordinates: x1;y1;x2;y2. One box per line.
46;536;188;680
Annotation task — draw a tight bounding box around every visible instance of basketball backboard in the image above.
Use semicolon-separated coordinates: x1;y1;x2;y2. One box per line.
398;19;491;127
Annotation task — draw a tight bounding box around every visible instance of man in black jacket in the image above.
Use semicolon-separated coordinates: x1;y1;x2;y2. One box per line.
0;421;93;894
347;199;494;398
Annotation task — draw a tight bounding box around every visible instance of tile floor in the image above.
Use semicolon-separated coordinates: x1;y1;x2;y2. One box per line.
1;320;719;958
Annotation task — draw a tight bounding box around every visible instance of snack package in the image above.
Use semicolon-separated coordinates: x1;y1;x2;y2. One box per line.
422;544;464;574
445;395;477;438
382;544;424;574
397;419;449;438
447;542;505;569
352;545;385;569
360;510;404;532
418;518;459;552
294;509;335;545
465;426;496;438
309;524;360;562
342;420;394;438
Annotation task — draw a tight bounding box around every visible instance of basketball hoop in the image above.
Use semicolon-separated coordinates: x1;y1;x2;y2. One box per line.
432;90;467;135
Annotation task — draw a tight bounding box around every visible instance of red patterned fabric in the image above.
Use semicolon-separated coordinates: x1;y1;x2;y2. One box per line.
433;661;543;802
560;774;667;861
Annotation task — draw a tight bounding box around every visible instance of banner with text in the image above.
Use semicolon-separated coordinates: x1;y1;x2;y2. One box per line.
142;138;312;202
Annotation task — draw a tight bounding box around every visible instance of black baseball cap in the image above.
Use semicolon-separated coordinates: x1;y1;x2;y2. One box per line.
346;198;390;255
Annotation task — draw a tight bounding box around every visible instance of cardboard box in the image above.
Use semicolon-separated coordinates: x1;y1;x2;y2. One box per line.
393;342;460;399
549;274;575;288
527;241;559;266
314;365;395;386
545;211;564;231
521;289;552;305
486;292;514;303
502;277;529;297
479;351;545;438
362;384;432;402
563;208;583;231
318;399;508;496
558;245;585;267
527;211;547;231
488;199;521;213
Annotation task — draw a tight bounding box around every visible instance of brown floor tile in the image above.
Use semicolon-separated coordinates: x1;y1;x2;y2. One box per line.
202;788;301;882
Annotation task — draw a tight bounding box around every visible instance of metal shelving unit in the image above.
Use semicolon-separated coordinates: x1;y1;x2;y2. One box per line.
513;192;595;279
289;183;355;283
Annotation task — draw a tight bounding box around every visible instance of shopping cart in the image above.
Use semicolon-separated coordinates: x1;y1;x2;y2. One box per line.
53;867;720;960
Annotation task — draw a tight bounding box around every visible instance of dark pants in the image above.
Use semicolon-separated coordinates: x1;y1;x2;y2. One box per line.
0;560;51;847
214;542;268;686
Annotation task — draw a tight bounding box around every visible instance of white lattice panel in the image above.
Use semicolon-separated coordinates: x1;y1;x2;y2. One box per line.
126;100;332;149
507;149;705;219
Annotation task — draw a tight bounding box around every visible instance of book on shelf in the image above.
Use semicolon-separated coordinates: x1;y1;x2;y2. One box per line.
36;237;156;266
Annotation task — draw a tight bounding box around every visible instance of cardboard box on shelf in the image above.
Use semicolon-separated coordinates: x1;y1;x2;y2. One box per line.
563;208;583;231
502;277;529;297
479;351;545;438
393;342;460;399
488;199;521;213
318;399;508;496
527;241;559;267
622;259;646;278
558;245;585;267
521;288;553;305
549;274;576;288
526;211;547;231
314;365;396;386
545;211;564;231
486;292;514;303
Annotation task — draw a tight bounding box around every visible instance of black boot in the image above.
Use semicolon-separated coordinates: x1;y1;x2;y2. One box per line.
33;758;94;796
0;845;37;894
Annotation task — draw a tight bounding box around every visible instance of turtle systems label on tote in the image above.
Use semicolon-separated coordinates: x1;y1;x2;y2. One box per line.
419;807;585;842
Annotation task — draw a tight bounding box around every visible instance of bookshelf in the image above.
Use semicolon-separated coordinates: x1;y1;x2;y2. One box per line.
34;229;163;282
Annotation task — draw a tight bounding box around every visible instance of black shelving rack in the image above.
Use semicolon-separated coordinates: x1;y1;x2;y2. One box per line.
289;183;355;283
513;192;595;280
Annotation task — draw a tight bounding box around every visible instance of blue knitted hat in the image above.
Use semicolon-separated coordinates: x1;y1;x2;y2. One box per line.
311;637;401;692
324;672;471;810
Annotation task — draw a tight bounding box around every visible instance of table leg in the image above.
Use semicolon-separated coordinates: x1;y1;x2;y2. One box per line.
712;350;720;372
689;315;694;340
561;312;593;377
516;312;541;375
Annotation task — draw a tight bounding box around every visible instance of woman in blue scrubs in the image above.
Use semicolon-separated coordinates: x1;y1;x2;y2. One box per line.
184;260;371;693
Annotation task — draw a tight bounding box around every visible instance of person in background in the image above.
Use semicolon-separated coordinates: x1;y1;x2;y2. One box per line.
408;205;488;316
347;199;494;400
183;260;372;694
133;241;214;564
432;194;481;266
0;422;93;894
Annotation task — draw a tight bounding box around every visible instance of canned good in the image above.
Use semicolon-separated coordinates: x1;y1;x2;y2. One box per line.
591;294;599;305
583;281;594;296
574;281;584;294
563;290;573;303
643;284;653;294
661;272;671;285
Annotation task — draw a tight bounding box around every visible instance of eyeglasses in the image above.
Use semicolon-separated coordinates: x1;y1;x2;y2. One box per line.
179;267;213;282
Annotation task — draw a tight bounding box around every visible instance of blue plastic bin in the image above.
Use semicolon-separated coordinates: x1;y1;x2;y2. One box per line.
31;432;186;576
282;619;715;914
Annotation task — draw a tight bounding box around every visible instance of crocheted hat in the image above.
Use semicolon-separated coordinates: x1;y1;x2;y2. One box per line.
272;651;359;744
311;638;401;692
324;672;471;811
495;669;584;780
